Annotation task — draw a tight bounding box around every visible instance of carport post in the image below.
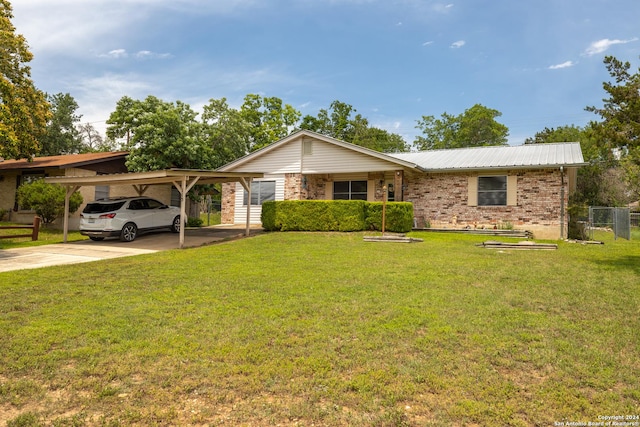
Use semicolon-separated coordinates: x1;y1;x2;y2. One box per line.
173;175;200;249
63;185;81;243
239;177;252;237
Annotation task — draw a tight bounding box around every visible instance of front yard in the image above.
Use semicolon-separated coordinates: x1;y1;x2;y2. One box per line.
0;231;638;426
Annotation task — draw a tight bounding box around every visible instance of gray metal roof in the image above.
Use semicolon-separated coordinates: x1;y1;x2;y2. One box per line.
389;142;586;171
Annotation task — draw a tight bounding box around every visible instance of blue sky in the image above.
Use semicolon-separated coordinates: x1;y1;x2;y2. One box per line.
12;0;640;147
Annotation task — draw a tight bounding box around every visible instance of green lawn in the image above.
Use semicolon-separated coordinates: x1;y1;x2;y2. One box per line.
0;222;87;249
0;231;639;426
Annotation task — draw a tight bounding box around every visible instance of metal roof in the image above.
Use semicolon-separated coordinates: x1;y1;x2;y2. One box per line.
389;142;586;172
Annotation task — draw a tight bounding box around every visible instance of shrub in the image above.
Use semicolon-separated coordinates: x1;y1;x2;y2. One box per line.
16;179;83;224
261;200;413;232
364;202;414;233
0;208;8;221
186;217;203;227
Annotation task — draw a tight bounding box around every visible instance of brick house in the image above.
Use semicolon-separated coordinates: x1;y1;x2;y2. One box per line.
0;151;177;229
218;130;586;239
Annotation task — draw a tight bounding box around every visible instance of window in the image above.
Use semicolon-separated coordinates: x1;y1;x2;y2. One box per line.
95;185;109;200
171;187;181;207
243;181;276;205
333;180;368;200
478;176;507;206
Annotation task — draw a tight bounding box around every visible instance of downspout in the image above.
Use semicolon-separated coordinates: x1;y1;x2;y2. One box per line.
560;166;565;239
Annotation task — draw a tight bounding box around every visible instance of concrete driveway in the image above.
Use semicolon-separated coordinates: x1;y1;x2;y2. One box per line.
0;226;261;273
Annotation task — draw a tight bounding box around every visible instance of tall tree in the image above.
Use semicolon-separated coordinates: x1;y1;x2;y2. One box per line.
414;104;509;150
240;94;300;151
201;97;252;168
586;55;640;202
39;92;84;156
0;0;50;159
526;124;628;206
299;100;409;153
106;96;212;172
77;122;109;152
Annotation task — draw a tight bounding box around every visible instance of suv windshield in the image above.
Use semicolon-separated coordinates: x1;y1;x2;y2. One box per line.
83;201;126;214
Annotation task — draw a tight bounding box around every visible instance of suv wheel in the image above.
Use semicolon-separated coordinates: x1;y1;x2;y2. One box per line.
120;222;138;242
171;215;181;233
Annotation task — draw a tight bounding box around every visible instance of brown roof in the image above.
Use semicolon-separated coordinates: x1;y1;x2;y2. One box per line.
0;151;129;171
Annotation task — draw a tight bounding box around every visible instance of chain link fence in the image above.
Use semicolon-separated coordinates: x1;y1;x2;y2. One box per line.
588;207;631;240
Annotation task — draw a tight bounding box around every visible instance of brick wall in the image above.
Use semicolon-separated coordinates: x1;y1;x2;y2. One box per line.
405;169;568;239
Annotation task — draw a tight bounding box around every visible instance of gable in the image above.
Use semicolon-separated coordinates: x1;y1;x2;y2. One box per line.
223;134;412;174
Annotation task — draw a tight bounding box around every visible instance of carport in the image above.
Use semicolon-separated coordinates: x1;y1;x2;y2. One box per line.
45;169;263;249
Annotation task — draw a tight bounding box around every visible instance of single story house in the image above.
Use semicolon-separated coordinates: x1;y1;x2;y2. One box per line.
0;151;178;229
218;130;587;239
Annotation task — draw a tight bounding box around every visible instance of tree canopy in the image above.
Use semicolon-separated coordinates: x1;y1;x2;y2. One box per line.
0;0;50;159
38;92;84;156
107;96;213;172
299;100;409;153
414;104;509;150
585;55;640;202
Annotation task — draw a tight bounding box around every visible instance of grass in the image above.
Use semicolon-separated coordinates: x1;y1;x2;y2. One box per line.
0;230;639;426
0;222;87;250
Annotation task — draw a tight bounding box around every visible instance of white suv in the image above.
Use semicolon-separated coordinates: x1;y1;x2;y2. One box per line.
80;197;181;242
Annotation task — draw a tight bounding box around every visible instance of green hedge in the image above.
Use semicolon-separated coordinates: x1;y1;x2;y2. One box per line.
261;200;413;233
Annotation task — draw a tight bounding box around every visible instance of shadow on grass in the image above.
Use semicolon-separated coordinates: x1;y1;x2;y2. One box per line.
592;254;640;275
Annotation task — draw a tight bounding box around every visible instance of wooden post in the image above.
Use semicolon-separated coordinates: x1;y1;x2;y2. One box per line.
31;216;40;241
382;185;387;235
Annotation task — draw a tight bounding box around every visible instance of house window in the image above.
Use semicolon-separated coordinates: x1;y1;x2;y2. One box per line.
243;181;276;205
171;186;181;207
95;185;109;200
478;176;507;206
333;180;368;200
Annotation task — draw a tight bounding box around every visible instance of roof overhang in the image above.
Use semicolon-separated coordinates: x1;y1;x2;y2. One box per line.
45;169;263;187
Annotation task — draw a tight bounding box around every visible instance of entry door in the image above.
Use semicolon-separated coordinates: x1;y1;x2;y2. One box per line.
386;182;395;202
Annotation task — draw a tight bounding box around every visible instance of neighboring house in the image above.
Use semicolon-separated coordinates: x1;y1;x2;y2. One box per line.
0;151;174;229
218;130;587;239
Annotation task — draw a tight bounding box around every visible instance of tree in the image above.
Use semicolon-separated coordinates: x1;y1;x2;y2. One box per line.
38;93;84;156
17;179;83;224
414;104;509;150
526;123;631;207
106;96;213;172
299;100;409;153
201;97;252;168
77;123;108;152
586;55;640;202
240;94;300;151
0;0;50;159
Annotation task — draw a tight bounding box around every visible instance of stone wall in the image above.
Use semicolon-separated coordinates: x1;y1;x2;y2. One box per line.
221;182;236;224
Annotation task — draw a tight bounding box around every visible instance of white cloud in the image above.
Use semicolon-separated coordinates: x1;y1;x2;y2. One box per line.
583;37;639;56
422;41;434;46
433;3;454;13
450;40;465;49
549;61;575;70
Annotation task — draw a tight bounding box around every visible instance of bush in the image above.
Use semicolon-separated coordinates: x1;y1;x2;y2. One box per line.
0;208;8;221
16;179;83;224
364;202;414;233
261;200;413;233
186;217;203;227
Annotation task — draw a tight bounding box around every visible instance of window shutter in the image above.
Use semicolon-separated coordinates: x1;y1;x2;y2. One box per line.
507;175;517;206
367;180;375;201
326;181;333;200
468;176;478;206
